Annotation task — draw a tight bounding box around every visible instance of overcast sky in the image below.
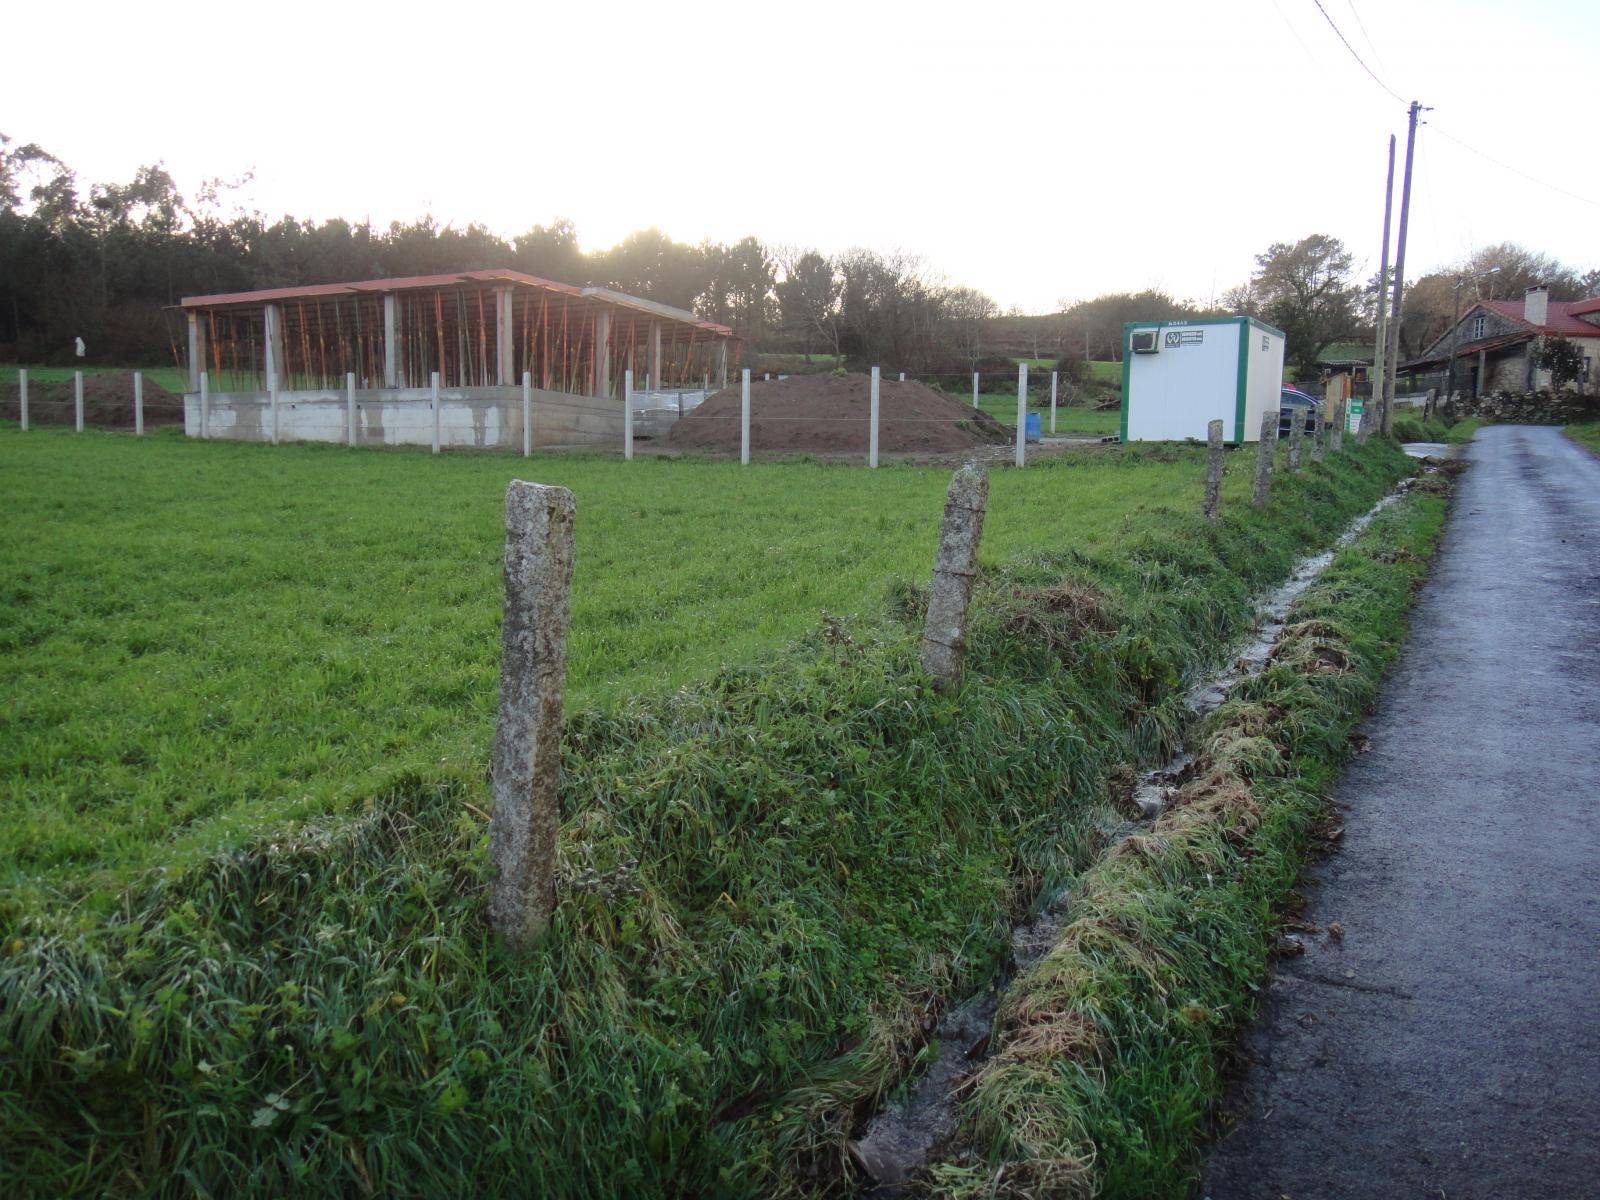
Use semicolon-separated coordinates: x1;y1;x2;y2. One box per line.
3;0;1594;311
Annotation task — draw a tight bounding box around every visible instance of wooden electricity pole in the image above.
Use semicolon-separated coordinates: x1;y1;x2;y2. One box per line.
1381;102;1423;437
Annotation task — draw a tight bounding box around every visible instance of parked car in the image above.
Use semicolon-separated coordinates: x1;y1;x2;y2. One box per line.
1278;386;1321;437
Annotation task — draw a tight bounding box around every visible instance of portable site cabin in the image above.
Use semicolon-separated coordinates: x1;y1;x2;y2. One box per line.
1119;316;1285;444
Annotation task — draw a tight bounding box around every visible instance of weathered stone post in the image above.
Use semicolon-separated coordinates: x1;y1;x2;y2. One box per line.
1288;406;1305;472
1330;400;1344;453
488;481;576;948
920;464;989;687
1311;410;1326;463
1203;419;1224;521
1252;408;1278;506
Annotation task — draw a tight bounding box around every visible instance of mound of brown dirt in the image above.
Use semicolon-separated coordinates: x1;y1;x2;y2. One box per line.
1;372;186;428
668;374;1009;455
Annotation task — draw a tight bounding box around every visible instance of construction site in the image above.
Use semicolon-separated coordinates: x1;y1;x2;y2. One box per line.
177;269;735;450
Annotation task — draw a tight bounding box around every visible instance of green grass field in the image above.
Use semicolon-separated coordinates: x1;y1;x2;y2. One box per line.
1;422;1414;1197
4;425;1204;891
1;363;189;393
1565;421;1600;455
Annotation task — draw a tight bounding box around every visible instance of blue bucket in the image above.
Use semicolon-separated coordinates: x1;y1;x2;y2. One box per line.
1024;412;1042;442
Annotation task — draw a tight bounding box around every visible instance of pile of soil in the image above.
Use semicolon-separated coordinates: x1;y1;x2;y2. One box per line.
668;374;1010;455
1;372;186;428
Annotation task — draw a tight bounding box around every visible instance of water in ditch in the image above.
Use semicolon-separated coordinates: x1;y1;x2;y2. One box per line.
847;483;1414;1190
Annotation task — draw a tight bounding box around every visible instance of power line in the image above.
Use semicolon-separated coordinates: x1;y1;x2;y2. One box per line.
1343;0;1385;70
1307;0;1406;102
1429;124;1600;210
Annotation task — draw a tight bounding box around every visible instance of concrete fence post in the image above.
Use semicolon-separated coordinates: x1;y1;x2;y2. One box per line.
1014;363;1028;468
74;370;84;432
869;365;880;468
270;386;280;445
1203;418;1224;521
346;372;356;448
1050;369;1058;435
200;371;211;439
972;370;979;408
18;369;27;430
1288;405;1305;472
487;480;576;948
522;371;533;457
431;371;441;454
1252;408;1278;506
1330;399;1344;453
920;464;989;687
740;368;751;465
134;372;144;436
623;368;634;461
898;372;905;382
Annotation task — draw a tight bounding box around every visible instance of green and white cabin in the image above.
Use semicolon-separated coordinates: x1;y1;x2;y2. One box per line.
1119;316;1285;444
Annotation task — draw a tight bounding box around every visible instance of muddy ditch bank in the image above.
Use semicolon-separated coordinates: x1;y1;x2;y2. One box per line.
847;475;1431;1191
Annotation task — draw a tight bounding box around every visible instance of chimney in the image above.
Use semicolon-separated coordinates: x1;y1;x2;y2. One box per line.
1524;284;1549;328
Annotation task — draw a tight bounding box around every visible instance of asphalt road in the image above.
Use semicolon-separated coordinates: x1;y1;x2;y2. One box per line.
1202;426;1600;1199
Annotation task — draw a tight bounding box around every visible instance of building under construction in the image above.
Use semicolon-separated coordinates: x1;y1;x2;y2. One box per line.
178;269;735;449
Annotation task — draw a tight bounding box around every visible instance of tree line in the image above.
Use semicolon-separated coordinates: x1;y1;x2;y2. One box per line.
4;134;1594;378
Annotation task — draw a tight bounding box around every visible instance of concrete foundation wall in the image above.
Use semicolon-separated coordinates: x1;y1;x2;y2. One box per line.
183;386;624;450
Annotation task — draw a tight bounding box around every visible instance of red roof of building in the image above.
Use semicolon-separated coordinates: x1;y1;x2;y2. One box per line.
1480;299;1600;339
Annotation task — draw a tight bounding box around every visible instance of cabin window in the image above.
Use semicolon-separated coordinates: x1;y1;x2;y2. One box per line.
1471;314;1487;340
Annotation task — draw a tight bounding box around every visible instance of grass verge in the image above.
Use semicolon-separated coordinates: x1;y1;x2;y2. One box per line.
1563;421;1600;457
925;475;1452;1198
0;440;1414;1197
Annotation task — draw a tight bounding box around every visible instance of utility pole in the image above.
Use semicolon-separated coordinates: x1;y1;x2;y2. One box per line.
1364;135;1396;444
1382;101;1423;437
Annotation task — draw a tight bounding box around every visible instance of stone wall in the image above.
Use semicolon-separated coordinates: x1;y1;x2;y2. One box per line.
1440;389;1600;426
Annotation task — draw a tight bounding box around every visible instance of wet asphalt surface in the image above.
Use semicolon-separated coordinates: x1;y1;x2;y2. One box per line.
1201;426;1600;1199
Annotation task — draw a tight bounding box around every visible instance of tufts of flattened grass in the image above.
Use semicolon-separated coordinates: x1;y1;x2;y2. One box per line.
927;486;1449;1199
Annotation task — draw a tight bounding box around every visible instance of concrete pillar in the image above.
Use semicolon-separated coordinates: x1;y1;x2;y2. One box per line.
592;308;612;398
1204;419;1224;521
522;371;532;457
346;372;356;448
134;371;144;436
1252;409;1278;506
869;366;880;468
1288;406;1306;471
649;321;662;393
186;312;207;392
487;479;576;948
1330;399;1344;453
1014;363;1027;468
624;369;634;460
431;371;441;454
496;287;515;386
383;293;399;387
74;371;84;432
740;368;751;465
200;372;210;439
17;369;27;431
920;464;988;687
1050;370;1058;435
972;370;979;408
1475;349;1487;397
263;303;285;394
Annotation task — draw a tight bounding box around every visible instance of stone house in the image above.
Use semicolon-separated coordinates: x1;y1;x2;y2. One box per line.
1402;285;1600;396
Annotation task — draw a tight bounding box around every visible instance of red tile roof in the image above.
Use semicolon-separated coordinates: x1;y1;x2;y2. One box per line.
1481;299;1600;338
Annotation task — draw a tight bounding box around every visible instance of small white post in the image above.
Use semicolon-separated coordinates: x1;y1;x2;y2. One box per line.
623;368;635;460
522;370;532;457
74;370;84;432
18;369;27;430
869;365;880;469
270;386;279;445
431;371;441;454
134;371;144;435
1014;363;1028;468
898;371;905;382
763;372;770;382
740;368;751;465
1050;370;1058;435
972;370;979;408
346;372;356;448
200;371;210;439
